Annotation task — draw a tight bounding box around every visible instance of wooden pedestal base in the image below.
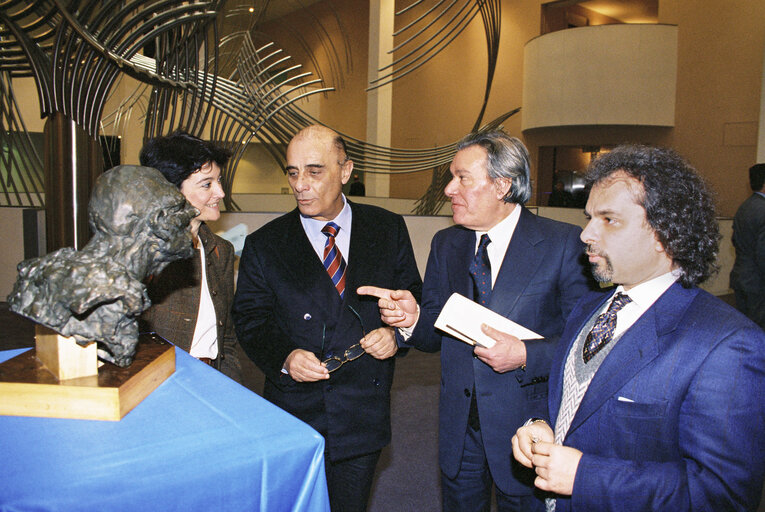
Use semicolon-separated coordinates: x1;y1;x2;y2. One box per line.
0;332;175;421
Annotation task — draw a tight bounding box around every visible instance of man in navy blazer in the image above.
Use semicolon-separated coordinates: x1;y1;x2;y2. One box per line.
360;131;591;511
232;125;422;511
513;145;765;511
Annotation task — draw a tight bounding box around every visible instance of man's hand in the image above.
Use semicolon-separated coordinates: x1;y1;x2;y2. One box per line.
512;422;554;468
357;286;419;328
473;324;527;373
529;442;582;496
360;326;398;359
283;349;329;382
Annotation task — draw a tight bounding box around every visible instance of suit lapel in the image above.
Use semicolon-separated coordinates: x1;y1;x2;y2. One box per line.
345;202;379;301
564;283;697;436
277;209;341;311
490;207;545;317
446;227;475;299
548;292;610;427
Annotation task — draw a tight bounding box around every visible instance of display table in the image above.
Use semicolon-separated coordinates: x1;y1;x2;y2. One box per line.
0;347;330;511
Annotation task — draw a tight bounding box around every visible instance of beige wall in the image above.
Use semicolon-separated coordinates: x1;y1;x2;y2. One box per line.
660;0;765;216
0;209;28;301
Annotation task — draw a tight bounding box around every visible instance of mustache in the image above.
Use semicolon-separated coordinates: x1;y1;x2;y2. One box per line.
584;244;604;257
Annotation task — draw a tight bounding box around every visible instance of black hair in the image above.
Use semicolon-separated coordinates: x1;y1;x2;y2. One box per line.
586;145;720;287
139;131;231;188
749;163;765;191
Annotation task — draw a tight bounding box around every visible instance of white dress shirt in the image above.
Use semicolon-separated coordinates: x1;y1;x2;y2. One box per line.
474;204;522;288
299;195;352;264
608;270;680;338
189;238;219;360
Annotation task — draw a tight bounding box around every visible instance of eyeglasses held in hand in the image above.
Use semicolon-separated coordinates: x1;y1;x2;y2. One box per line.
321;305;366;373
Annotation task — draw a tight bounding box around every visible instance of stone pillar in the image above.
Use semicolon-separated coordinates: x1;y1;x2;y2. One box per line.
366;0;394;197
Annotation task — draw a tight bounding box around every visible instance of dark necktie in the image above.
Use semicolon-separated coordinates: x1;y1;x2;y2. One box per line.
469;234;492;305
467;234;491;432
582;292;632;363
321;222;347;299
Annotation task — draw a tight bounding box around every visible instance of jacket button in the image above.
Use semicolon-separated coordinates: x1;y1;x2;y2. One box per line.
303;313;312;321
464;389;471;397
326;385;333;392
211;290;218;296
218;320;223;326
373;378;380;386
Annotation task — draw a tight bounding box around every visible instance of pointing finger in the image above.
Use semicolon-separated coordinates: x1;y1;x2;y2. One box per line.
357;285;392;300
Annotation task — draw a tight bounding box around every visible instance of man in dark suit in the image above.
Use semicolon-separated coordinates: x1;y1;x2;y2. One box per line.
232;125;422;511
360;131;591;512
513;145;765;511
730;163;765;329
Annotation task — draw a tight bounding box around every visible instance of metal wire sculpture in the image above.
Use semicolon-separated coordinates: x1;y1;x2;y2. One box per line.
0;71;44;207
381;0;510;215
0;0;224;210
1;0;515;216
104;0;512;214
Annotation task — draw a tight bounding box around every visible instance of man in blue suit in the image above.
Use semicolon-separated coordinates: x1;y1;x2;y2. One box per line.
360;131;591;511
513;145;765;511
232;125;422;511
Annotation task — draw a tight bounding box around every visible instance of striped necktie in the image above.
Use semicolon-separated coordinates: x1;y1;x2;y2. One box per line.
321;222;347;298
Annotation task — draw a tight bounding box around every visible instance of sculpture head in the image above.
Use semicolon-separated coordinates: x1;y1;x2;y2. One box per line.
8;165;198;367
88;165;198;277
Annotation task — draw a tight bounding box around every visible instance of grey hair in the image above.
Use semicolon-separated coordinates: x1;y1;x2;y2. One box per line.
456;130;532;204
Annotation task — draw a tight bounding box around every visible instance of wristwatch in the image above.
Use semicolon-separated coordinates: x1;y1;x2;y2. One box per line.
523;417;548;427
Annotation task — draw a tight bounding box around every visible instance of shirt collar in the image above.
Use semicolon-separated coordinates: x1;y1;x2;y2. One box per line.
614;270;678;310
475;203;521;251
300;194;351;232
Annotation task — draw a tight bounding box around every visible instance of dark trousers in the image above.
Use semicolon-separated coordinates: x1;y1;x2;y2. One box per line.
441;424;544;512
325;450;381;512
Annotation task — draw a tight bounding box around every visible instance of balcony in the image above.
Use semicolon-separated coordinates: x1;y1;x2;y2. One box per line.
522;24;678;131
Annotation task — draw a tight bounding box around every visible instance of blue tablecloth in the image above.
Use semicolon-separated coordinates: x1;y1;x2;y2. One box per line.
0;347;330;511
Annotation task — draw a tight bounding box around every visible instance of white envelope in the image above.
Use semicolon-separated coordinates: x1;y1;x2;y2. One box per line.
434;293;543;348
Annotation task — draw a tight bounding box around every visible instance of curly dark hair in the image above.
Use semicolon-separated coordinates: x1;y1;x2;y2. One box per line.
139;130;231;188
586;145;720;287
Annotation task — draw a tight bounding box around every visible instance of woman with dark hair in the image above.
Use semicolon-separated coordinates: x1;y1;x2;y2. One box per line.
139;131;241;381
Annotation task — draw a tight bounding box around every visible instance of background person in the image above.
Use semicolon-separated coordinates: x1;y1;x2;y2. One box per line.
139;131;241;381
730;162;765;329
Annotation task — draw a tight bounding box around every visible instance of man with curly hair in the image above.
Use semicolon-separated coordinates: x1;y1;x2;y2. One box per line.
512;145;765;511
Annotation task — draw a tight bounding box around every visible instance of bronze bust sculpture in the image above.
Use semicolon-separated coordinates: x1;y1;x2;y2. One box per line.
7;166;198;367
